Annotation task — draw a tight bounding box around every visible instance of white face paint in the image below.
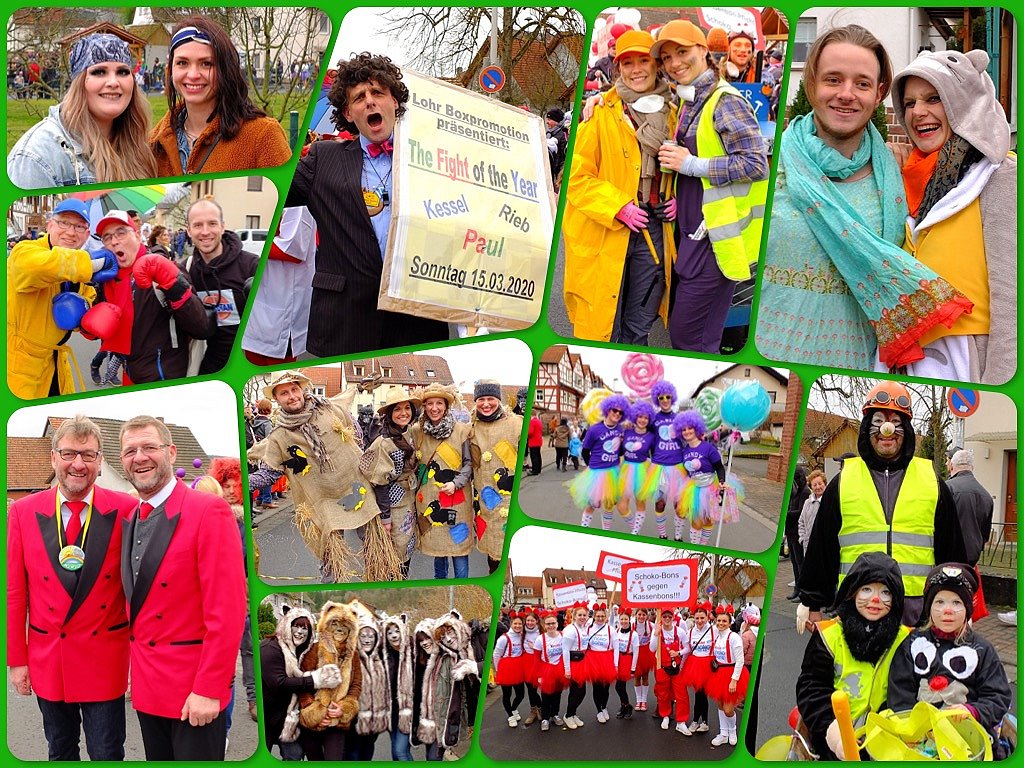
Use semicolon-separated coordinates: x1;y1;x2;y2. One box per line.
869;410;904;459
386;623;402;649
291;623;309;645
440;625;459;650
358;626;377;652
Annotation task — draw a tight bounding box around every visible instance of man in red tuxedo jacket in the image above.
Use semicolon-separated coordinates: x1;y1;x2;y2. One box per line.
7;415;138;760
118;415;246;760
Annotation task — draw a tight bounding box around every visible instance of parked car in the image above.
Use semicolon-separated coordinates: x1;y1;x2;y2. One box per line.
235;228;268;256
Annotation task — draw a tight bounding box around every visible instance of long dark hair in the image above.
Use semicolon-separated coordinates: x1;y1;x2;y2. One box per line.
166;16;267;140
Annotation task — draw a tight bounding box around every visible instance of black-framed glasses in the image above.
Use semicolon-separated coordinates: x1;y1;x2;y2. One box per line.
120;444;169;460
866;391;911;410
657;394;674;400
608;408;624;415
52;218;89;234
56;449;100;462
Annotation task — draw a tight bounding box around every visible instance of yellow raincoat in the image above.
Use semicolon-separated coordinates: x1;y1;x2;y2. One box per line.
563;88;677;341
7;235;95;399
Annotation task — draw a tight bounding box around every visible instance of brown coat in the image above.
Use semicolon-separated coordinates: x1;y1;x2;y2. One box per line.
150;111;292;176
298;602;362;730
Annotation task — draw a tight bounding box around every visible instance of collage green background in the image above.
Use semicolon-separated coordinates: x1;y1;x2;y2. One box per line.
2;1;1019;765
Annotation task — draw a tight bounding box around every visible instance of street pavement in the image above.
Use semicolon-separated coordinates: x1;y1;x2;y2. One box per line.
254;497;490;585
7;656;258;760
479;679;738;760
750;558;1018;755
517;446;784;555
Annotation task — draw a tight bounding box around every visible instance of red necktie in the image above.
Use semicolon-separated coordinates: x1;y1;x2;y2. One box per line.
139;502;154;521
65;501;86;543
367;140;393;158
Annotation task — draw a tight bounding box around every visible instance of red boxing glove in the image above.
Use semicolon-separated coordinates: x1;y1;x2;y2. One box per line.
80;301;123;341
132;253;180;291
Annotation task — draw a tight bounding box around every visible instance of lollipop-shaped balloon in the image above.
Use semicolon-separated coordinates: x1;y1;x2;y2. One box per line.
694;387;723;431
193;458;203;469
176;467;187;479
720;381;772;431
580;387;613;425
620;353;664;398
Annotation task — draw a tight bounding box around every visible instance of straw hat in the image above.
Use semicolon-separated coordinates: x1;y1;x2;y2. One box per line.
377;386;422;415
263;369;312;399
415;382;458;407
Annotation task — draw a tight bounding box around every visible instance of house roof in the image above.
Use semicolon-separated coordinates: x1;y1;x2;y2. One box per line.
340;354;454;386
7;437;54;490
514;575;544;595
965;431;1017;443
540;345;569;364
801;409;860;455
541;567;607;590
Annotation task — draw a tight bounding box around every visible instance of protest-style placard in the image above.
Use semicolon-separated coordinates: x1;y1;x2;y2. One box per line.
620;559;699;610
551;580;589;608
380;69;556;330
596;550;641;584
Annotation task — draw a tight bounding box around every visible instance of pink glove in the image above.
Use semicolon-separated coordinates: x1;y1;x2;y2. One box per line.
615;202;649;232
133;253;181;291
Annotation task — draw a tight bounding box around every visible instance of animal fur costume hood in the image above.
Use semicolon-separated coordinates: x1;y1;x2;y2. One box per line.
418;611;479;748
350;599;389;735
298;601;361;730
273;606;317;743
382;613;415;734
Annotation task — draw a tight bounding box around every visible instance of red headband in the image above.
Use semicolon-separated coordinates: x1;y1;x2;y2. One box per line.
571;601;589;609
593;602;607;612
715;604;734;615
620;608;633;616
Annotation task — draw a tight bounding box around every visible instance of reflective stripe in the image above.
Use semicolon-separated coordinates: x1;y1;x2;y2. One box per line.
892;531;934;547
839;532;890;547
839;560;934;576
707;211;755;242
704;182;751;202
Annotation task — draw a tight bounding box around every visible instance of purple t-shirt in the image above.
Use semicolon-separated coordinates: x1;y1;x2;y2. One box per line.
582;422;623;469
681;440;722;475
651;410;683;466
622;429;655;464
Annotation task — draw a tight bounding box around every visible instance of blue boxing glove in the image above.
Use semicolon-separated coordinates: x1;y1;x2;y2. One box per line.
90;248;119;284
52;288;90;331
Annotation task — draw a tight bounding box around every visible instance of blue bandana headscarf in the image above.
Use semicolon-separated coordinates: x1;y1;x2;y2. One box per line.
69;33;132;81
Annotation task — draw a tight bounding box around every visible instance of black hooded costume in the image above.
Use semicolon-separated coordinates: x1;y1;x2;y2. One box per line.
797;407;965;623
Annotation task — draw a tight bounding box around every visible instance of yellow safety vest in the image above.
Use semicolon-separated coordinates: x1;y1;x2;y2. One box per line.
694;82;769;281
819;618;911;728
838;457;938;596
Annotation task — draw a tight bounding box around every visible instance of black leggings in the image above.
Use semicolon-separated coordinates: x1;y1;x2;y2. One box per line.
526;683;541;707
566;681;586;717
693;689;709;723
592;682;610;711
555;447;568;468
541;690;562;721
502;683;525;715
615;679;631;707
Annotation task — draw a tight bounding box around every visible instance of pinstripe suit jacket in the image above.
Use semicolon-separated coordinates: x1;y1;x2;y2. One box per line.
286;138;448;356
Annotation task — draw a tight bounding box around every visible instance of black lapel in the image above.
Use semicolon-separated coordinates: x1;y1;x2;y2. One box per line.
35;510;77;598
343;140;378;237
64;506;117;624
120;516;135;603
128;509;179;625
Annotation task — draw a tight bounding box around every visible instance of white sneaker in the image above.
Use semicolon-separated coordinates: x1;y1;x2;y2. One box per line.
507;715;518;727
676;721;693;736
541;719;550;732
711;733;729;746
998;611;1017;626
661;716;670;730
788;580;796;587
553;715;565;726
600;708;610;722
564;716;578;730
512;710;522;722
729;731;738;745
692;720;710;733
573;715;585;727
596;710;606;723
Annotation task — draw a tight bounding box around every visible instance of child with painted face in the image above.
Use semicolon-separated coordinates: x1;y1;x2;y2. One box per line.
650;608;693;735
796;552;909;760
520;609;543;726
681;601;717;732
585;603;618;723
632;607;656;711
493;612;528;726
561;603;593;729
888;564;1011;742
642;381;687;539
613;609;640;718
569;394;629;530
617;401;657;536
534;610;567;731
706;604;748;746
675;409;743;545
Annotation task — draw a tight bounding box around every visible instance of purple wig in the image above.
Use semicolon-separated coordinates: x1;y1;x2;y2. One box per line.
600;393;631;417
674;410;707;437
650;380;677;407
629;400;657;425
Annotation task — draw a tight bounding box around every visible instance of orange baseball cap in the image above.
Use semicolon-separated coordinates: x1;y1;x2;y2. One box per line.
651;19;708;60
613;30;656;62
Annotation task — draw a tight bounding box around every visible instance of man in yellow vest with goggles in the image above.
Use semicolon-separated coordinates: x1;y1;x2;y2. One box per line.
796;381;966;628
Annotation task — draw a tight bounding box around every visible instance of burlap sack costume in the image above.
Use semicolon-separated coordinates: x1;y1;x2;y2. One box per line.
470;406;522;561
298;601;361;730
409;384;475;558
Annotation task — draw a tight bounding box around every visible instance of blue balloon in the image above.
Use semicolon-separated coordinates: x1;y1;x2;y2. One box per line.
720;380;772;431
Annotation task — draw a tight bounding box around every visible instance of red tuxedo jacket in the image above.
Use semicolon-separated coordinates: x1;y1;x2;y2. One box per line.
121;480;246;718
7;485;137;702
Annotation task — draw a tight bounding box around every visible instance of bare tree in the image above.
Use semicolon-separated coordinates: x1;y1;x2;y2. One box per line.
244;372;274;407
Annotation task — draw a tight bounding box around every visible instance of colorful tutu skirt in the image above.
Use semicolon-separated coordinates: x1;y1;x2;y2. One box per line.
640;462;686;506
537;661;568;694
587;649;617;685
705;664;749;707
568;653;590;685
522;651;539;688
494;652;527;686
616;651;635;681
634;643;655;677
618;460;654;503
681;653;714;691
569;465;620;509
678;473;744;525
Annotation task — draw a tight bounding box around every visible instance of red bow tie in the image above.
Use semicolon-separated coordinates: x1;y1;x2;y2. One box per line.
367;140;393;158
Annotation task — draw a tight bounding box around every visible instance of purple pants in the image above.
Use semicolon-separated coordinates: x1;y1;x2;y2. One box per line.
668;244;735;352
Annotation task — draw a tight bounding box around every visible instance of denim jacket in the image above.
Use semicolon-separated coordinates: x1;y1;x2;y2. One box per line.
7;105;96;188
